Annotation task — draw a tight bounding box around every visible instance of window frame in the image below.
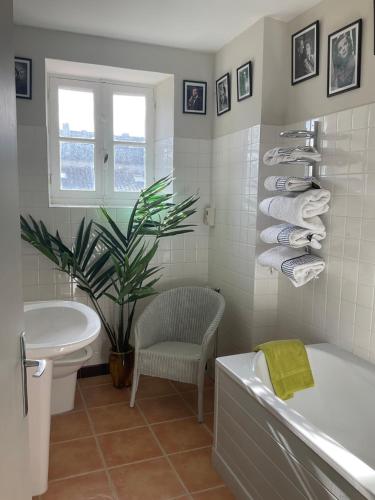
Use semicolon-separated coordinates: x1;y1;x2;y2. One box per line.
47;74;155;207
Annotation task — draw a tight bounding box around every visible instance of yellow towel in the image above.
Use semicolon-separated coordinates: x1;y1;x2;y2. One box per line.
254;339;314;400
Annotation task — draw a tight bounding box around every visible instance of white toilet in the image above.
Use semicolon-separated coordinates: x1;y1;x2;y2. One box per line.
51;345;93;415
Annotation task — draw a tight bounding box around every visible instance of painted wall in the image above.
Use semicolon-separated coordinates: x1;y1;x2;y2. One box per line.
155;76;174;141
14;25;214;140
213;18;265;138
286;0;375;124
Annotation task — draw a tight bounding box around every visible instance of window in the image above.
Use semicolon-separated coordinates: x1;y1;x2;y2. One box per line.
47;76;154;206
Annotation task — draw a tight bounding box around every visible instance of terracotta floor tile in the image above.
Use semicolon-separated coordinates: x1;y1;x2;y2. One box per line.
137;394;193;424
50;411;92;443
171;376;214;394
204;414;214;433
81;384;130;408
74;390;84;411
110;457;185;500
136;376;177;399
98;427;162;467
49;437;103;480
169;448;223;493
89;403;145;434
40;471;113;499
192;486;235;499
78;374;112;387
181;388;214;415
152;417;212;454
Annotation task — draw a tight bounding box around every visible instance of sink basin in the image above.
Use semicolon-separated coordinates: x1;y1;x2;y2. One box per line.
24;300;101;359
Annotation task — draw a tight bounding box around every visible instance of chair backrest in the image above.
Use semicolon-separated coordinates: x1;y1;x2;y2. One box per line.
139;286;225;345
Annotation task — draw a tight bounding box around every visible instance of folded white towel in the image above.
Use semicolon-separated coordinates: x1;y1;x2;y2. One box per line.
259;189;330;232
258;246;325;287
260;223;326;250
263;146;321;166
264;176;320;192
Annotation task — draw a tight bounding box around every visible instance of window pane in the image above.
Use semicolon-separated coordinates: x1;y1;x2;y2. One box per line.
59;88;95;139
60;142;95;191
114;145;145;192
113;94;145;142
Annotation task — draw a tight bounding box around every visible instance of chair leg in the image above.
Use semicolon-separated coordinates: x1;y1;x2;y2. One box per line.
197;369;205;423
130;368;140;408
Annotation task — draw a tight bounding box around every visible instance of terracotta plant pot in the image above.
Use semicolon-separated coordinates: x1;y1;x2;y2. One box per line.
109;349;134;389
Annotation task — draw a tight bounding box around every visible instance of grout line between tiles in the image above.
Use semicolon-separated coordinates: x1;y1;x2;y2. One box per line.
47;377;216;499
77;383;119;500
135;401;194;500
47;467;107;484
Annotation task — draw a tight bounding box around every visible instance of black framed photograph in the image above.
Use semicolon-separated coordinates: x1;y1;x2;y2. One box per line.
183;80;207;114
327;19;362;97
15;57;32;100
237;61;252;101
216;73;231;116
292;21;319;85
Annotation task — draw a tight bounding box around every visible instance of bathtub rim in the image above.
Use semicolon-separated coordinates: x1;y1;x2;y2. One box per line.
216;343;375;500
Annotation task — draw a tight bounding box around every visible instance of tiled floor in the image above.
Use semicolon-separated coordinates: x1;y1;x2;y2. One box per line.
33;374;235;500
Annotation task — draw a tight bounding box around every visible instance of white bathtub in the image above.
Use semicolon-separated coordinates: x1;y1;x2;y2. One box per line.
213;343;375;500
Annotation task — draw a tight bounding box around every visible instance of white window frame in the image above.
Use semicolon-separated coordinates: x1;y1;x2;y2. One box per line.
47;74;154;207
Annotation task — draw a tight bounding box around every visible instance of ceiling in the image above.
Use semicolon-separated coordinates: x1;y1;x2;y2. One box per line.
13;0;321;52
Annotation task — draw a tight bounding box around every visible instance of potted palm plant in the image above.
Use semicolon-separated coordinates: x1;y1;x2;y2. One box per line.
21;176;199;388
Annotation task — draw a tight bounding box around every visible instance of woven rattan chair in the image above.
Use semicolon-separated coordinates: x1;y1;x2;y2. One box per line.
129;286;225;422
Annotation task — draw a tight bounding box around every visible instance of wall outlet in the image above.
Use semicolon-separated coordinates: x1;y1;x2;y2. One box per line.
203;207;215;226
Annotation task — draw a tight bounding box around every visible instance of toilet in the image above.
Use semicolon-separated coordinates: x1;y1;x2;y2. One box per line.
51;345;93;415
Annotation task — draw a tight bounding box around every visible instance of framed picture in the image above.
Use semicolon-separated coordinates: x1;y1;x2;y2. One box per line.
327;19;362;97
292;21;320;85
237;61;252;101
15;57;32;100
183;80;207;114
216;73;231;116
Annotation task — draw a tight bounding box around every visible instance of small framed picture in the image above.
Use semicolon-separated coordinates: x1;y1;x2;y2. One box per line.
216;73;231;116
236;61;252;101
183;80;207;115
327;19;362;97
292;21;320;85
15;57;32;100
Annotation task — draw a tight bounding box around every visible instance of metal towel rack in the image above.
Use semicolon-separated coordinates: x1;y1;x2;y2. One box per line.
279;120;320;178
279;120;321;255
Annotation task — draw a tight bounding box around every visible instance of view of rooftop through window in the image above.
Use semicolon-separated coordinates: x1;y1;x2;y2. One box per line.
57;88;147;192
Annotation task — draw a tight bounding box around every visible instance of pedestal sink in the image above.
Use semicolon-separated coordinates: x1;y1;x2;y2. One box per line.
24;300;101;496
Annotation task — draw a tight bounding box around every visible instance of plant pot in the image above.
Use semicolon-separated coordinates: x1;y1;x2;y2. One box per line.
109;349;134;389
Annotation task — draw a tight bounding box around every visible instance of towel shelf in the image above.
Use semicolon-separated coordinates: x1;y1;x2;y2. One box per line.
279;121;319;178
280;130;315;139
278;159;317;166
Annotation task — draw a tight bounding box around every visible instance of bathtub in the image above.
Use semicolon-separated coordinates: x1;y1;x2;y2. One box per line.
213;343;375;499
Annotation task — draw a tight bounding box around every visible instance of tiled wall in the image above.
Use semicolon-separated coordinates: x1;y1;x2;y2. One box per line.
274;102;375;363
19;125;210;364
20;102;375;365
208;125;278;355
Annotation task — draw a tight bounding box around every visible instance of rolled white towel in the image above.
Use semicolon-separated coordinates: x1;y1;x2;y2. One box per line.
259;189;330;232
260;223;326;250
264;176;320;192
263;146;321;166
258;246;325;287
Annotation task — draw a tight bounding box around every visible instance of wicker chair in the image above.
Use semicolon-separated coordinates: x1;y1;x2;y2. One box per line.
129;286;225;422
